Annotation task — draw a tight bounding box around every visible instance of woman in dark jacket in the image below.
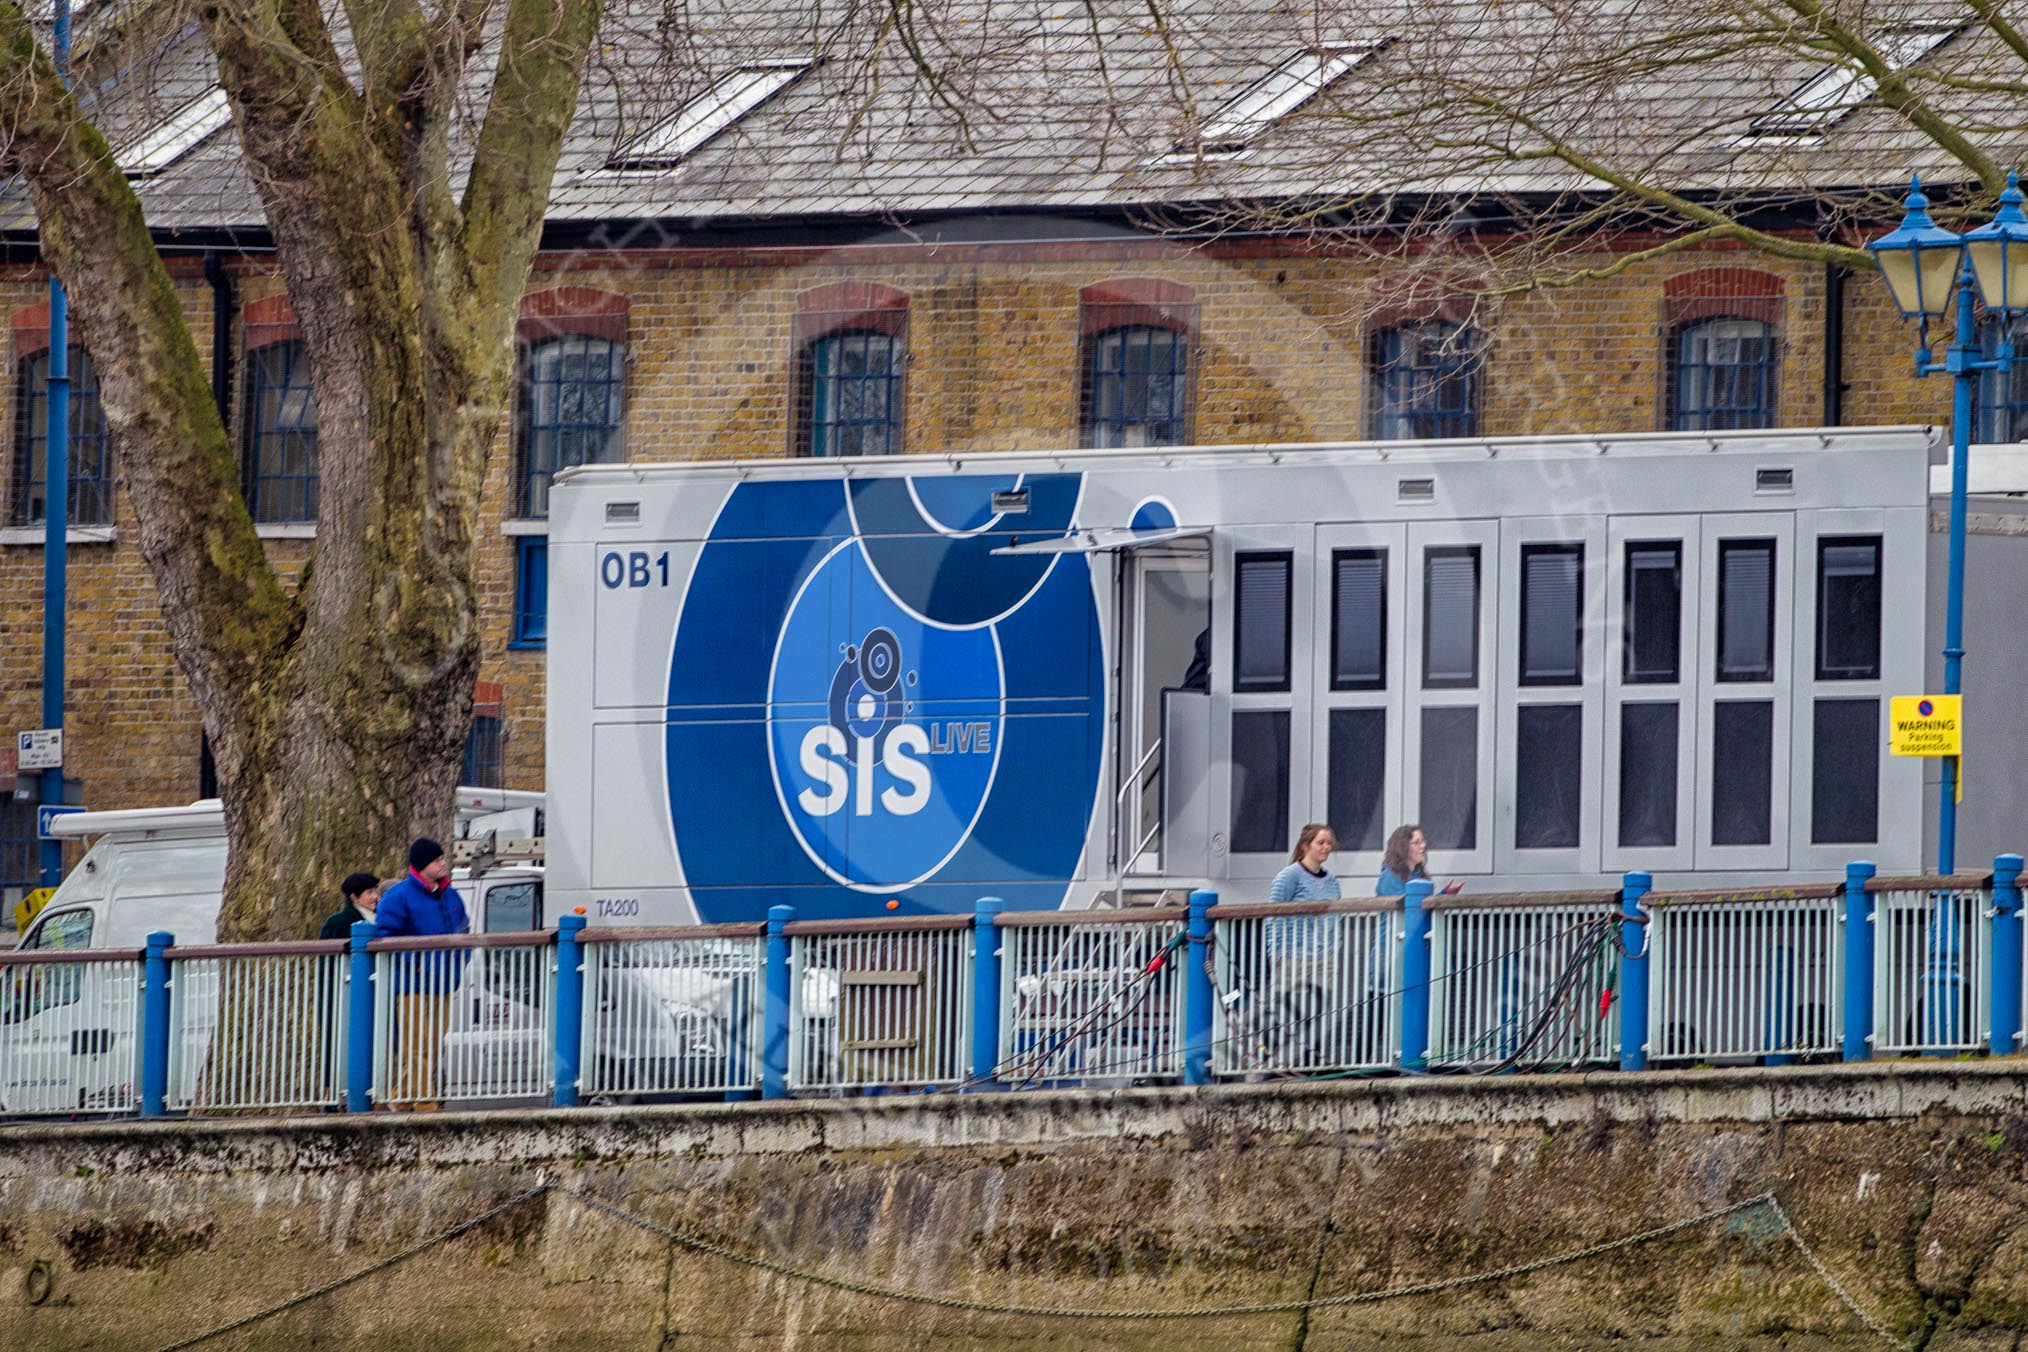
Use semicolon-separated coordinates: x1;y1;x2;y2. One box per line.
318;872;381;940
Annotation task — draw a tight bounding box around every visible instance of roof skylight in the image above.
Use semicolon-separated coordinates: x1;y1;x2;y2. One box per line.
121;87;232;177
606;61;811;171
1159;45;1377;162
1737;26;1956;144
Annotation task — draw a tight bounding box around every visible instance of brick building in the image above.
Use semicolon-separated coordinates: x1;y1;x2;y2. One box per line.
0;2;2008;901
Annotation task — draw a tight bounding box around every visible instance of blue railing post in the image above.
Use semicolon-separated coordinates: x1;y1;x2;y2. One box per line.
139;931;172;1117
1990;853;2024;1057
1184;890;1215;1085
763;905;794;1099
347;920;378;1112
971;897;1003;1090
553;913;585;1108
1401;879;1434;1071
1842;862;1877;1062
1618;873;1651;1072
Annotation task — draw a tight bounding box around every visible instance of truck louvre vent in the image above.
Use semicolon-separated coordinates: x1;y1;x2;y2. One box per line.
606;501;642;523
1397;477;1436;502
991;488;1030;514
1755;467;1795;493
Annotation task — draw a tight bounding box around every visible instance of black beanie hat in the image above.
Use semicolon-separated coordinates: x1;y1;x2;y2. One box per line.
341;871;380;901
408;837;445;871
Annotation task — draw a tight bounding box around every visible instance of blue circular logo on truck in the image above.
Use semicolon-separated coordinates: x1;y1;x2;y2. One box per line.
665;473;1102;921
766;542;1005;890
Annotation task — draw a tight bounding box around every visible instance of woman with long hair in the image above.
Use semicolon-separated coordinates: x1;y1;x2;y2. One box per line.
1268;822;1340;902
1260;823;1343;1067
1376;823;1429;896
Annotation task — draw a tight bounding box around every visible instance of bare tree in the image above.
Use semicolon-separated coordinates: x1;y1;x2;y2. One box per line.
1061;0;2028;292
0;0;600;939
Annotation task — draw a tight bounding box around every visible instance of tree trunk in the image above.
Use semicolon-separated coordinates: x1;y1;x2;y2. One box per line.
0;0;599;939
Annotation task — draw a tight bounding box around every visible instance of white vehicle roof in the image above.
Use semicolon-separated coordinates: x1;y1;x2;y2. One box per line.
47;787;543;841
553;425;1946;493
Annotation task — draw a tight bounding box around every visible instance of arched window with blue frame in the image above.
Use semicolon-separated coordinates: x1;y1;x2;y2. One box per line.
1077;279;1196;448
1370;320;1482;440
510;288;630;650
1974;313;2028;442
517;332;627;518
802;329;904;457
792;283;909;459
11;342;110;527
1083;326;1192;448
1668;316;1779;431
241;336;319;523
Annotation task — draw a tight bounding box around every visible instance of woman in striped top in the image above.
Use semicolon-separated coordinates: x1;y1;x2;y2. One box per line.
1268;823;1340;902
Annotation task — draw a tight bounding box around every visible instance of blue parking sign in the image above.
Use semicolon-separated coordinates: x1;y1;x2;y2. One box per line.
36;804;85;840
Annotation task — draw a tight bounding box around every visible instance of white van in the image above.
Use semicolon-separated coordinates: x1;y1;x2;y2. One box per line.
11;788;547;943
0;790;674;1114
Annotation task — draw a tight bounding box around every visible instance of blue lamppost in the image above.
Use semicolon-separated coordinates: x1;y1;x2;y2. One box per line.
1867;172;2028;874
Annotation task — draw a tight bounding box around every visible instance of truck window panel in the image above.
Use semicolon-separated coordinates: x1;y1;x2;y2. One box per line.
1515;704;1582;849
1623;541;1682;684
1229;709;1290;854
1422;546;1480;689
1326;708;1387;852
1812;698;1880;845
1816;536;1882;681
1232;552;1292;692
1617;702;1679;848
1519;543;1583;687
1712;700;1775;845
1419;706;1478;850
1716;539;1776;683
1330;549;1387;690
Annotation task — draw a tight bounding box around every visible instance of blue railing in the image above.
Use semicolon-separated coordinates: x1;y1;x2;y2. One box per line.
0;855;2020;1119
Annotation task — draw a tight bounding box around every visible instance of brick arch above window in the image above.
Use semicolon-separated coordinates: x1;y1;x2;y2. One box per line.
518;285;629;344
794;281;908;343
243;293;302;351
10;301;51;358
1361;276;1484;335
1663;266;1785;327
1078;278;1195;335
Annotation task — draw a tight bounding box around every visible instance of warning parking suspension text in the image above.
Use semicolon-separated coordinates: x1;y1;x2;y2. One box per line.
1889;695;1962;758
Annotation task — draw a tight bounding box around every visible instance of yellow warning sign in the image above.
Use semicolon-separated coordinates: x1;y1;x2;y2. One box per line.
10;885;52;936
1889;695;1962;757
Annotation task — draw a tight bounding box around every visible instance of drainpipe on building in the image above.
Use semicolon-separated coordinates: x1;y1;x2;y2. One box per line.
38;0;72;888
204;250;234;422
197;250;236;798
1822;262;1848;426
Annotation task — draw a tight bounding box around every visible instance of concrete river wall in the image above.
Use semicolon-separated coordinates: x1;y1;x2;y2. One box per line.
4;1063;2028;1349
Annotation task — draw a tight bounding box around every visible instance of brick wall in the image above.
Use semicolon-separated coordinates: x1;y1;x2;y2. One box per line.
0;238;1953;816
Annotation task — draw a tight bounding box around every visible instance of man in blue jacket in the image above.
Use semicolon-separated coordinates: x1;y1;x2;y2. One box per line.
375;838;469;1108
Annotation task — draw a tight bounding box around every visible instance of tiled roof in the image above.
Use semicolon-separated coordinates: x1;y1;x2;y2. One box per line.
19;0;2028;240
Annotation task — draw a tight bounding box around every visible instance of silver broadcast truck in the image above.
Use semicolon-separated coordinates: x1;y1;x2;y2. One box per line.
543;425;1961;929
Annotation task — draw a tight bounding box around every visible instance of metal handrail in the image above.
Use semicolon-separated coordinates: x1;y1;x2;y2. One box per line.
1110;736;1164;905
6;860;2019;1120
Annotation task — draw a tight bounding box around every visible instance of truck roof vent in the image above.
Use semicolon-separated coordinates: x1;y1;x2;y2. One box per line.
1755;467;1794;493
606;500;642;523
1397;476;1436;503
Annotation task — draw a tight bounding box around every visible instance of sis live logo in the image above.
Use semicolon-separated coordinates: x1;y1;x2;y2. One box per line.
766;540;1004;892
